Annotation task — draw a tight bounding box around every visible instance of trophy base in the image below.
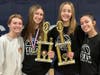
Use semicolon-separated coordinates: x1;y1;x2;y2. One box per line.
58;59;75;66
35;58;52;63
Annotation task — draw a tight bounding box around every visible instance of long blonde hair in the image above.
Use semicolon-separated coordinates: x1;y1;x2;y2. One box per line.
58;1;76;35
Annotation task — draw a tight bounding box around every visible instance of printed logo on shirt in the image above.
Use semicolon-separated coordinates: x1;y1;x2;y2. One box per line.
25;40;38;55
80;44;92;64
56;34;71;51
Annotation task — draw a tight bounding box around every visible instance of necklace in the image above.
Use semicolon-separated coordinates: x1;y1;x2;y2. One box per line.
31;29;39;49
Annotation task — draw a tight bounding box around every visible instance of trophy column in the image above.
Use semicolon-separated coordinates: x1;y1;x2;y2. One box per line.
35;21;53;63
67;40;75;64
55;21;75;66
55;21;66;66
36;36;42;59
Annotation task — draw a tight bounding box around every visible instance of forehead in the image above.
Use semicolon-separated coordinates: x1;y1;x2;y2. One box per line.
35;8;44;13
80;16;91;21
62;4;71;10
11;18;22;22
10;18;23;23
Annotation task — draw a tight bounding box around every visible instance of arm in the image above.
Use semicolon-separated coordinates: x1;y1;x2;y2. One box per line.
0;37;5;75
19;37;25;62
73;25;85;59
98;44;100;75
99;61;100;75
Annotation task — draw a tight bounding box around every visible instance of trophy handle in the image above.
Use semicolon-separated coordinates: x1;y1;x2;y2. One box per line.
55;43;62;63
37;36;42;59
43;21;50;42
48;38;53;60
67;40;73;61
67;40;72;52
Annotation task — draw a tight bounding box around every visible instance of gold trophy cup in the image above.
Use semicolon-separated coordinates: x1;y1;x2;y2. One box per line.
55;21;75;66
35;21;53;63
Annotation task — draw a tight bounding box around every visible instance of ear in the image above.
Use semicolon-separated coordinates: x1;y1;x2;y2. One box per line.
93;20;96;27
22;26;24;29
8;24;10;27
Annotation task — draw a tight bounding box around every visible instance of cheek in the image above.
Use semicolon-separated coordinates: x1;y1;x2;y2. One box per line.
8;24;13;29
33;16;35;21
81;25;84;30
69;13;72;18
39;15;44;20
41;16;44;20
81;25;86;31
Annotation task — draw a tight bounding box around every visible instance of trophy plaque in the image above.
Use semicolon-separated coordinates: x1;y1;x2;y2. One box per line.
55;21;75;66
35;21;53;63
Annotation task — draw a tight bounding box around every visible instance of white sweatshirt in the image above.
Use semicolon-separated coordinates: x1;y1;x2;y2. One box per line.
0;34;24;75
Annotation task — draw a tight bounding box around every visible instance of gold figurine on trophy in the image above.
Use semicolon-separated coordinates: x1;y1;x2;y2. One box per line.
35;21;53;63
55;21;75;66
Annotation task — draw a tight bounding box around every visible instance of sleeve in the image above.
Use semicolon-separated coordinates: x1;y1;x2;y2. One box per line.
73;25;85;61
0;38;5;75
20;37;25;62
48;27;58;67
99;61;100;75
98;42;100;75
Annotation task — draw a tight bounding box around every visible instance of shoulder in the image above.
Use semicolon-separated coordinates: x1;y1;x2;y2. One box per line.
0;34;7;41
49;25;57;32
96;33;100;40
18;36;24;43
74;25;85;35
0;34;8;46
49;25;56;30
75;25;82;31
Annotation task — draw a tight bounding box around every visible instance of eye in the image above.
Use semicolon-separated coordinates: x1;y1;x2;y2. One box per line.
35;12;39;15
13;22;17;25
85;20;89;23
19;22;23;25
67;9;72;13
40;13;43;16
62;9;71;13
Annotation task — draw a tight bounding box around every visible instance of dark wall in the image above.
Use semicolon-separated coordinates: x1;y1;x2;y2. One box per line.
0;0;100;35
78;0;100;31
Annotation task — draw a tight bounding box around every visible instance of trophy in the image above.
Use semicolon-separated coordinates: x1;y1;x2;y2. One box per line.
55;21;75;66
35;21;53;63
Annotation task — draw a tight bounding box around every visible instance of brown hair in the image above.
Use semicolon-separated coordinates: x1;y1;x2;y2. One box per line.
7;13;23;25
80;12;96;29
22;4;44;40
58;1;76;35
81;13;96;21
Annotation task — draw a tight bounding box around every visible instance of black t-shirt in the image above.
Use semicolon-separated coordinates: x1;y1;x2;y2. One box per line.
80;33;100;75
48;25;84;75
22;30;50;75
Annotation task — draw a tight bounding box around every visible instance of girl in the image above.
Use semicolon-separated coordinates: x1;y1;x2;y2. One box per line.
0;14;24;75
80;13;100;75
22;4;54;75
49;1;81;75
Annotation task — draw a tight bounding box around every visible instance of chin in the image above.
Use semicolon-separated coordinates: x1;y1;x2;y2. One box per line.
84;30;89;33
14;31;21;34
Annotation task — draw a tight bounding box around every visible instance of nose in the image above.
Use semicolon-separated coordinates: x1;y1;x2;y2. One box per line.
65;11;69;15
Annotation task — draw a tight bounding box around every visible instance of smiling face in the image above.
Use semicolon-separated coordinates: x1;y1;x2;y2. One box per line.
80;15;96;34
60;4;72;23
33;8;44;25
8;17;23;34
